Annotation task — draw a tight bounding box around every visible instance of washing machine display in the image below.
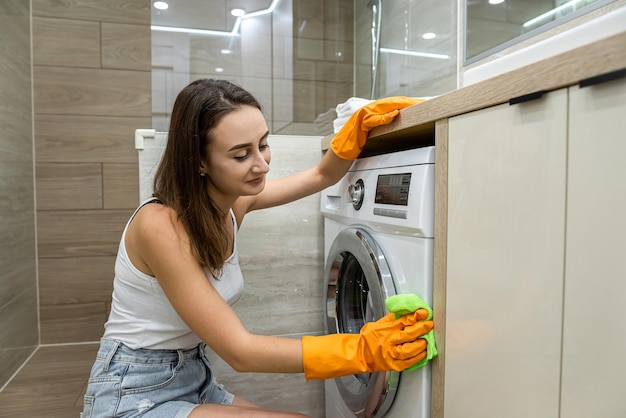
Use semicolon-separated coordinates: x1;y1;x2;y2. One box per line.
375;173;411;206
321;146;435;418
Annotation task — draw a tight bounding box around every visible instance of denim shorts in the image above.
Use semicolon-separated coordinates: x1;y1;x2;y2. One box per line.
81;338;234;418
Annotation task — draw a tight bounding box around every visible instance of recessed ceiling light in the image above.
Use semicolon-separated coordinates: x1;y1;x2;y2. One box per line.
489;0;505;4
422;32;436;40
220;49;232;54
153;1;168;10
231;8;246;17
215;67;224;73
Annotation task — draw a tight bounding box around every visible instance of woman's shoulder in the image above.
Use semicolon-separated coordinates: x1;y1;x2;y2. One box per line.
131;201;188;243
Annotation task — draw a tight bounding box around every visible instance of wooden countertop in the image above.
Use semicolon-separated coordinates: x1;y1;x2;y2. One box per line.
321;31;626;154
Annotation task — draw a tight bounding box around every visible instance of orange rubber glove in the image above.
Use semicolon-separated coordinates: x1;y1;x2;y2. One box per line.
302;309;433;381
330;96;425;160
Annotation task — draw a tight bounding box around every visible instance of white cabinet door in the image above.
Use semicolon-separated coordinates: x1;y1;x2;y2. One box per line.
561;77;626;418
445;88;568;418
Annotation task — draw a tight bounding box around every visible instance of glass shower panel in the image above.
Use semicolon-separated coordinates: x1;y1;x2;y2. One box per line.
355;0;458;100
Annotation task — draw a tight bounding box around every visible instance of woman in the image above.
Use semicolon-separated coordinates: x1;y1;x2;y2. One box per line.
81;79;432;418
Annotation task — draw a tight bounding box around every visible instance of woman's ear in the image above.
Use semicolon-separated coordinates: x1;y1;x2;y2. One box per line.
198;160;208;175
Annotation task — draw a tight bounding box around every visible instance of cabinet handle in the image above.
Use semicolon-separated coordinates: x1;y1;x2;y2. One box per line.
509;90;548;105
579;68;626;88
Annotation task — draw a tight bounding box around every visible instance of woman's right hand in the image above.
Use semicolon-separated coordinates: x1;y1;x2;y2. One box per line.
301;310;434;380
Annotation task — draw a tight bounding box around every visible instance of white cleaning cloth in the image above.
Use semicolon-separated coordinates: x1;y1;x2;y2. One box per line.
333;97;373;133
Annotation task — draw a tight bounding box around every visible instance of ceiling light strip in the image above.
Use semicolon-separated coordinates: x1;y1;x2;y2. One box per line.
151;25;236;37
380;47;449;60
151;0;281;37
523;0;583;28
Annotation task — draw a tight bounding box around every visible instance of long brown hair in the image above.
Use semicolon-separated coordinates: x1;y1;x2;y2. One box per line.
152;79;262;278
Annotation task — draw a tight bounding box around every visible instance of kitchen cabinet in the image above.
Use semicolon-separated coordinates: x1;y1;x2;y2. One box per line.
442;76;626;418
560;76;626;418
444;88;568;418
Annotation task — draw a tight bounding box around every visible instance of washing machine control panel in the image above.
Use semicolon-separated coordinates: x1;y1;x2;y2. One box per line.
321;146;435;237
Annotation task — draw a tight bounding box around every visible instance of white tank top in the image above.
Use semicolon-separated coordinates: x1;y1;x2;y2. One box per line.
103;198;244;349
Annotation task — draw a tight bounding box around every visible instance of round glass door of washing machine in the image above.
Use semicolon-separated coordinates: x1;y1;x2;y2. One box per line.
324;227;399;418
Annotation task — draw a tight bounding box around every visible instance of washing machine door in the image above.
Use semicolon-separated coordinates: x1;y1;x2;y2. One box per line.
324;227;399;418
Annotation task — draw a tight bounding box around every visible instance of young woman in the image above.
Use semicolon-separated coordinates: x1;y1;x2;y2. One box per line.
81;79;432;418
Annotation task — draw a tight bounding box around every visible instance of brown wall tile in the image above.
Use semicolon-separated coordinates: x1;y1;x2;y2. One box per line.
101;22;151;71
35;115;150;163
33;0;149;25
34;66;151;116
38;256;115;305
40;302;108;343
36;163;103;210
37;209;131;258
32;17;100;67
103;163;139;209
31;0;151;344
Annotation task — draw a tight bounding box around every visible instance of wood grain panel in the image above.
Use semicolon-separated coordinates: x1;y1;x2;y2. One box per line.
102;163;139;209
40;302;107;343
33;66;151;116
34;114;150;163
32;17;100;68
101;22;151;71
32;0;149;25
38;256;115;305
37;209;131;258
431;119;449;418
0;152;36;300
35;163;103;210
0;345;35;397
0;288;38;354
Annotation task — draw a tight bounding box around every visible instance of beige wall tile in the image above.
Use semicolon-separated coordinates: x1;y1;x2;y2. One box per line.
35;115;150;163
38;256;115;305
33;0;149;24
40;302;108;343
236;136;325;336
103;162;139;209
34;66;151;116
32;17;100;67
101;22;151;71
36;163;103;210
37;209;131;258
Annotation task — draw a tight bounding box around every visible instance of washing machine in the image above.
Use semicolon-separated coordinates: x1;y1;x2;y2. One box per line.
321;146;435;418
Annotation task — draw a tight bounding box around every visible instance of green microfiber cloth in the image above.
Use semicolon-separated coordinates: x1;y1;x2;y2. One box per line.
385;293;438;371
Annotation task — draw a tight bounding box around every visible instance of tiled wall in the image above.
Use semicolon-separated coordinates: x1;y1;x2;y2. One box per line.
32;0;151;344
0;0;38;388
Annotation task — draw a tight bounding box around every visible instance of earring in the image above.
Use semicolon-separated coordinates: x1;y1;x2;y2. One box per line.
199;172;206;177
